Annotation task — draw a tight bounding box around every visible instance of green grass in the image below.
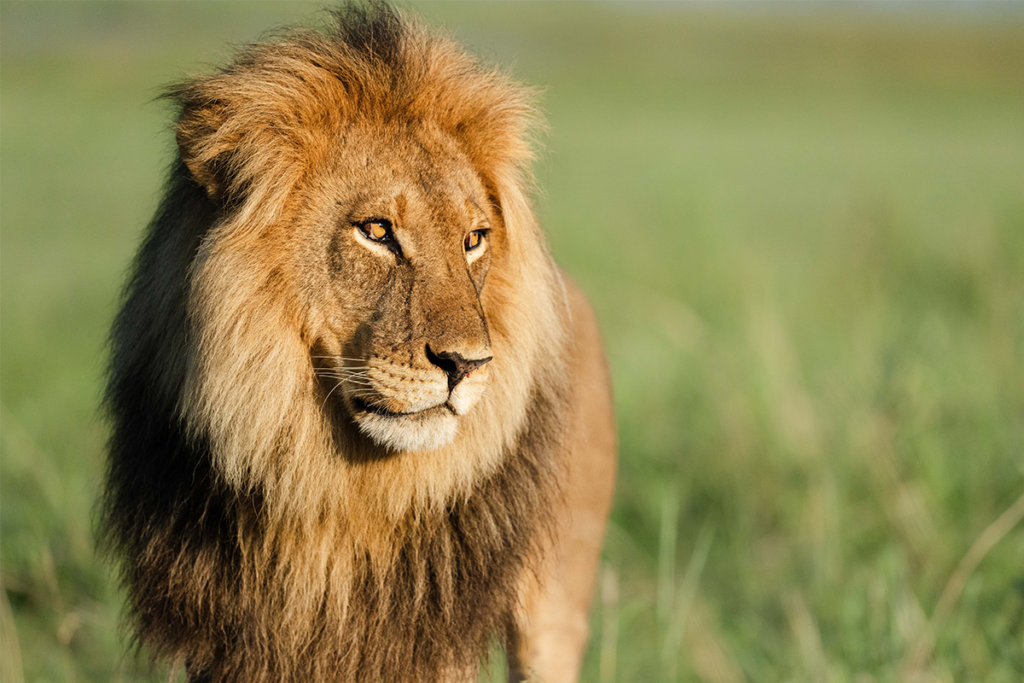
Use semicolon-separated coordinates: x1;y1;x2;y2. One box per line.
3;2;1023;682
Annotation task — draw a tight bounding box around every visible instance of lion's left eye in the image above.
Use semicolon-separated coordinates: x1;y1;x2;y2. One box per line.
464;230;485;252
358;219;393;243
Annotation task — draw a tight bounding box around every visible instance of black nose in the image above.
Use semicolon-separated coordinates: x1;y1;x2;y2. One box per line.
426;345;492;392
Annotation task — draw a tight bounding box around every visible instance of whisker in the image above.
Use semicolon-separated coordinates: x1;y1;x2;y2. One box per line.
321;370;374;382
314;369;373;379
314;368;372;377
320;378;346;411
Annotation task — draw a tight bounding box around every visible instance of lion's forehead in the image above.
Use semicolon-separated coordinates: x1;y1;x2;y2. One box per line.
330;124;488;213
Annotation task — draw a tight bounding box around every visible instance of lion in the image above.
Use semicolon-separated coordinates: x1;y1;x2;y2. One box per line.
101;4;616;682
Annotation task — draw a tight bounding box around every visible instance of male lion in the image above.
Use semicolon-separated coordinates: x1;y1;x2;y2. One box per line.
102;4;615;682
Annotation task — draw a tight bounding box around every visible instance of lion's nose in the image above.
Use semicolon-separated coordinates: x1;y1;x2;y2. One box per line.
425;344;492;392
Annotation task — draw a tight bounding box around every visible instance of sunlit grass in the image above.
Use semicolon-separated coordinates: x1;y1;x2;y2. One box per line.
2;3;1023;682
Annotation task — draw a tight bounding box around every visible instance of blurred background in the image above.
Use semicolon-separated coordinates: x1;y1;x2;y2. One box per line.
2;2;1023;682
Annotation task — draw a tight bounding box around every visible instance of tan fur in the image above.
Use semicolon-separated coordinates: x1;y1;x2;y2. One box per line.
510;280;618;681
102;5;615;682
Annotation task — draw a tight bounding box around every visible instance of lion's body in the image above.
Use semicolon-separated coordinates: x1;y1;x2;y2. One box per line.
103;5;615;682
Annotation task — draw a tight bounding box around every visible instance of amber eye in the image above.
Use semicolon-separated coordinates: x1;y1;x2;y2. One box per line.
464;230;485;251
359;219;392;242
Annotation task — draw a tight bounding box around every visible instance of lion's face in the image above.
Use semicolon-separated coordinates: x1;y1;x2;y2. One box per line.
298;122;500;452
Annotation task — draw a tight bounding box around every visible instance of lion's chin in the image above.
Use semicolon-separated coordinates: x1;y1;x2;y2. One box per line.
353;404;459;453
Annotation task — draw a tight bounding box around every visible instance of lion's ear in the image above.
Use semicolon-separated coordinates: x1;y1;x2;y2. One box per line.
174;96;239;200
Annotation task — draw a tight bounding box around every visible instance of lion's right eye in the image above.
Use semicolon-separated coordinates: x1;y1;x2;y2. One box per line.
358;219;393;242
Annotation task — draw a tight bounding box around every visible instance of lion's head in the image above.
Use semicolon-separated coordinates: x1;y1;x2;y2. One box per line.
146;5;567;519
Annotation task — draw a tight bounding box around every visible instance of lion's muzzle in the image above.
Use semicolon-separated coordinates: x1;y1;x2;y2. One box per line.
329;344;492;452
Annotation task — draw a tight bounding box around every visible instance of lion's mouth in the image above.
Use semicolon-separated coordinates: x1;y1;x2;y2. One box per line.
351;396;456;419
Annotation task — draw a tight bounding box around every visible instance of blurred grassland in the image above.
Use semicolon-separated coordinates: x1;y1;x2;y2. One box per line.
2;2;1024;682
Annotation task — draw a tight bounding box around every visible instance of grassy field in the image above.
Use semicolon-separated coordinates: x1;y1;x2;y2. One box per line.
2;2;1024;682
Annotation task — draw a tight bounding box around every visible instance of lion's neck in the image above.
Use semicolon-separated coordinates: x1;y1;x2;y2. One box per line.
131;388;564;683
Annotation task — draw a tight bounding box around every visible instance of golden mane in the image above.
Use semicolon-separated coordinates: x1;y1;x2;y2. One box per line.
103;5;613;682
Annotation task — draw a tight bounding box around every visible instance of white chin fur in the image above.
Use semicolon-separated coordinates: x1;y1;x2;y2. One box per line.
355;410;459;452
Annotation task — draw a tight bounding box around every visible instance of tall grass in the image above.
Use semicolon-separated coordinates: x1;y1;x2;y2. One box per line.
2;3;1023;682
